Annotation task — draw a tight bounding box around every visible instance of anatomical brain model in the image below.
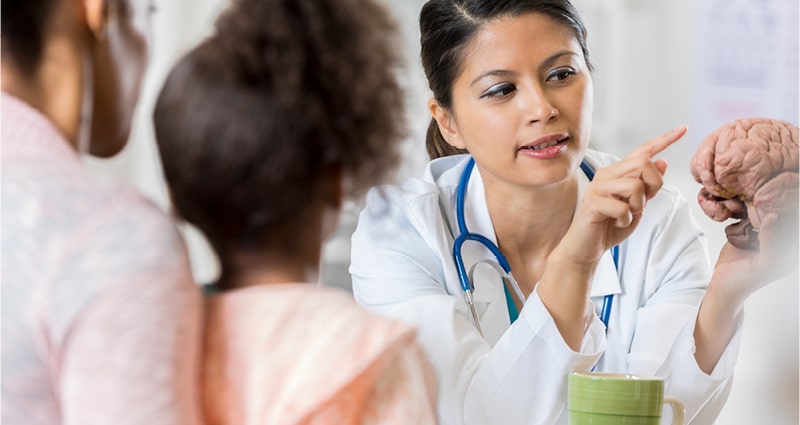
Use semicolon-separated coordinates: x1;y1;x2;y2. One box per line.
690;118;799;249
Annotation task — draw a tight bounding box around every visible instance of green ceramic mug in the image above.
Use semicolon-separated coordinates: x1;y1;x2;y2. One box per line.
568;372;685;425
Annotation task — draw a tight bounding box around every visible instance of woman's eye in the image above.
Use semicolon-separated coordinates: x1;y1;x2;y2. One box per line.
481;83;516;99
547;68;576;82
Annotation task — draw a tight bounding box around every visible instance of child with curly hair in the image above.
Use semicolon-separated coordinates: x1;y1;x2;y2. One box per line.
152;0;438;423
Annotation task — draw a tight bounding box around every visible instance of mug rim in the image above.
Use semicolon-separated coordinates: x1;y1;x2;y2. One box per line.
569;371;664;381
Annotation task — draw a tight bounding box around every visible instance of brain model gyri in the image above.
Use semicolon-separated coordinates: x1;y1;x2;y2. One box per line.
690;118;799;249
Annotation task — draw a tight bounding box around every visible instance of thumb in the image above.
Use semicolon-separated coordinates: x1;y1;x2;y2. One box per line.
654;159;668;176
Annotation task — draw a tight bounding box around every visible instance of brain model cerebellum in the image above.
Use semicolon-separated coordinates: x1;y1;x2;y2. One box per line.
690;118;799;250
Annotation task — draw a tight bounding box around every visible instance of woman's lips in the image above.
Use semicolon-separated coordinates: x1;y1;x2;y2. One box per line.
518;135;569;159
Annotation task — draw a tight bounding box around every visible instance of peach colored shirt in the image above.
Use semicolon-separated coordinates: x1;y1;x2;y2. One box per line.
1;93;203;425
203;284;438;425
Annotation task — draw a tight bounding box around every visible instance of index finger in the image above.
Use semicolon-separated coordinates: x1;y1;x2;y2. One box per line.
630;125;687;159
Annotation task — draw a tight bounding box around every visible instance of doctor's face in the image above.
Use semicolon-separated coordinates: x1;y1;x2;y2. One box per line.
438;12;594;189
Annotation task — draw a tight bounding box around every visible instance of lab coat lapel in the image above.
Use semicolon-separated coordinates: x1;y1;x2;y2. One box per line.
591;246;624;371
426;155;500;304
459;165;511;346
590;249;622;298
458;163;502;304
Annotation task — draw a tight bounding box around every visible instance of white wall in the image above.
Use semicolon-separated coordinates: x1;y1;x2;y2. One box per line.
87;0;798;423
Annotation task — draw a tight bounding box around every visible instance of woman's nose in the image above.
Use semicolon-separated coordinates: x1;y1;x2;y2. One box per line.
522;84;558;124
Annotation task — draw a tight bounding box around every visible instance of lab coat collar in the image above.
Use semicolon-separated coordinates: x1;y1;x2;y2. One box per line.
427;155;469;184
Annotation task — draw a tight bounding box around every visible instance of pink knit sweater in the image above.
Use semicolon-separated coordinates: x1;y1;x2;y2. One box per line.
1;93;203;425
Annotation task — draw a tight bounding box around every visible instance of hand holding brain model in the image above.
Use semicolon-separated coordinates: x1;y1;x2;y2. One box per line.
690;118;799;250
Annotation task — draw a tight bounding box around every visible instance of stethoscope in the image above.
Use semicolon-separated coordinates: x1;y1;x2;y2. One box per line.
453;157;618;337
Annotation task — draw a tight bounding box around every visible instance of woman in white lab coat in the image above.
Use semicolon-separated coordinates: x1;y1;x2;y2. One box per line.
350;1;796;424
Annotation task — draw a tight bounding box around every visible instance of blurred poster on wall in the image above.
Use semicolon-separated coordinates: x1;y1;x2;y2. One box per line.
693;0;799;142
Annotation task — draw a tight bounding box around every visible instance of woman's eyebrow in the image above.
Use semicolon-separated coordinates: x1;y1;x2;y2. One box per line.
469;70;516;88
539;50;579;71
468;50;580;88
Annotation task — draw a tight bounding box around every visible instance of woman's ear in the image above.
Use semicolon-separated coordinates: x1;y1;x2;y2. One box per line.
83;0;109;39
428;98;465;149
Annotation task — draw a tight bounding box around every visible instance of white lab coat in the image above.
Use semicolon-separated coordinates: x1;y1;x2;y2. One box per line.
350;151;743;425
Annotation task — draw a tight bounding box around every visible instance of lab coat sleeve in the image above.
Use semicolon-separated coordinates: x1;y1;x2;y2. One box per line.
660;309;743;425
350;187;606;425
625;188;742;425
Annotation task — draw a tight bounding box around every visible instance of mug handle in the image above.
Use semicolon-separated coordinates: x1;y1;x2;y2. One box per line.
664;396;685;425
